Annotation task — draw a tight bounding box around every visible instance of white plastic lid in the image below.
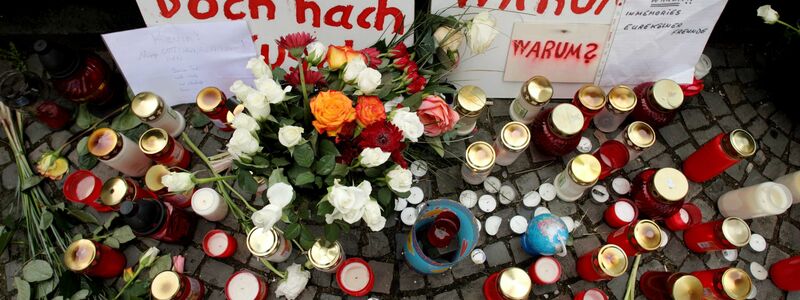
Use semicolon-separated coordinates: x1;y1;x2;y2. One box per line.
484;176;501;193
577;137;593;153
612;177;632;194
750;262;768;280
523;191;541;208
478;194;497;213
485;216;502;236
539;183;556;201
400;207;417;226
499;185;517;205
510;216;528;234
394;197;408;212
406;187;424;204
459;190;478;208
409;160;428;177
749;234;766;252
471;249;486;264
591;185;610;203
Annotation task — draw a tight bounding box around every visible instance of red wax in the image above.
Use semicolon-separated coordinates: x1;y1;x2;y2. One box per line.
593;140;630;180
150;202;196;243
664;203;701;232
35;101;72;129
530;108;582;156
62;170;111;212
427;211;459;248
691;268;737;300
573;288;608;300
51;53;116;105
144;136;192;169
631;82;678;128
770;256;800;291
83;241;126;278
683;219;736;253
198;88;234;131
606;223;653;257
631;169;684;220
482;271;505;300
577;247;610;282
604;199;638;228
682;133;739;183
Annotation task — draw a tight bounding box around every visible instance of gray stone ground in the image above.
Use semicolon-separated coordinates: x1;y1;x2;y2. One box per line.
1;43;799;300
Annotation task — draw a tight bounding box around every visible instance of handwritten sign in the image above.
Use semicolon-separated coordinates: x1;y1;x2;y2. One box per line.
135;0;414;68
102;20;256;105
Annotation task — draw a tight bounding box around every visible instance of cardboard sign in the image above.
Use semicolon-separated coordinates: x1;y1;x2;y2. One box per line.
102;20;256;105
135;0;414;68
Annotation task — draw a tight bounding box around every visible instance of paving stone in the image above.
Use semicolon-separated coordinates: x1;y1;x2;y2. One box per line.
648;153;674;169
435;165;464;194
680;255;704;273
509;237;532;263
0;148;9;165
664;236;689;266
779;222;800;251
608;272;630;300
581;200;606;225
703;178;727;201
623;157;645;174
691;125;723;146
747;118;768;140
573;236;601;257
460;276;487;300
674;143;696;161
297;286;317;300
433;290;460;300
693;198;718;222
192;219;216;244
398;264;425;291
724;160;748;182
3;163;20;189
537;162;563;182
559;252;578;280
734;104;757;124
790;141;800;166
311;269;332;288
484;241;512;267
24;122;49;143
395;233;406;260
199;259;235;288
637;259;664;279
641;141;666;161
362;232;390;258
702;91;732;116
743;171;767;187
401;296;426;300
427;271;454;288
756;280;784;300
763;129;789;156
716;68;737;83
725;49;747;66
319;293;342;300
529;144;556;164
594;223;615;242
208;288;225;300
48;130;71;148
444;139;466;159
757;102;777;118
736;68;757;83
765;247;789;268
739;246;766;265
723;84;745;105
772;111;793;134
4;260;20;292
506;150;533;174
547;199;578;216
232;232;250;263
680;109;708;131
749;216;778;239
752;149;767;166
514;171;540;194
340;229;361;257
490;99;511;117
183;246;204;275
452;257;485;279
533;281;558;295
705;252;733;269
367;261;393;294
763;159;789;180
717;115;740;133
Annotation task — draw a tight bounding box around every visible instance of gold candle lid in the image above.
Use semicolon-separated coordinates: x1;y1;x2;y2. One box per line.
64;239;96;272
651;79;683;111
671;274;704;300
723;129;757;159
500;122;531;151
101;177;130;206
597;244;628;277
498;267;532;300
151;271;181;300
607;85;637;112
521;76;553;105
465;141;496;172
131;91;165;121
721;268;752;300
567;154;601;185
624;121;656;150
721;217;751;247
139;128;170;155
550;104;583;136
145;164;170;191
652;168;689;202
196;87;225;112
308;240;343;270
632;220;662;251
247;227;279;257
576;85;607;110
87;128;120;158
456;85;487;115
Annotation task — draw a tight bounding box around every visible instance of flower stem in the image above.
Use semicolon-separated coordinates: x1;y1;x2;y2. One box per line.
297;60;311;124
775;20;800;35
112;267;143;300
194;175;237;185
260;257;287;278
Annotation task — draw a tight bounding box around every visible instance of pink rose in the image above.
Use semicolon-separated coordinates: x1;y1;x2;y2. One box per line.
416;95;460;137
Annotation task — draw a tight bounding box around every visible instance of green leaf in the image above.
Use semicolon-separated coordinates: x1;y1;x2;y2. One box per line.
14;277;30;300
110;108;142;131
120;280;150;300
76;137;90;156
75;104;100;129
294;172;315;186
314;155;336;176
292;143;314;168
103;237;120;249
318;139;339;156
377;73;397;99
237;169;258;194
401;92;424;109
103;213;118;229
78;154;98;170
425;136;445;157
22;260;53;282
148;255;173;280
364;167;382;178
272;67;287;81
35;276;58;299
331;163;349;177
271;157;290;167
324;223;340;243
189;112;211;128
284;223;301;240
377;187;392;207
20;176;43;192
111;226;136;244
317;200;334;217
268;168;288;187
67;208;99;225
38;211;53;230
299;226;316;249
70;289;89;300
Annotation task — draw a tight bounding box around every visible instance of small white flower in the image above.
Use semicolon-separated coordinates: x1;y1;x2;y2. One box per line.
362;200;386;231
251;204;282;230
434;26;464;52
254;77;292;104
138;247;160;267
210;155;233;174
467;12;498;54
757;5;779;24
278;125;305;148
386;166;412;193
161;172;195;192
343;59;367;83
267;182;294;208
230;80;258;101
231;113;260;134
356;68;382;95
242;92;271;122
227;129;262;160
306;42;327;65
246;55;272;79
359;147;390;168
390;107;424;142
275;264;310;300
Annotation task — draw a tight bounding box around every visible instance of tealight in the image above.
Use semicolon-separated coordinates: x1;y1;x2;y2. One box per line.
499;185;517;205
203;230;237;258
509;216;528;234
400;207;417;225
409;161;428;177
484;176;501;193
539;183;556;201
460;190;478;208
749;234;766;252
485;216;502;236
478;194;497;213
394;198;408;212
406;187;424;204
611;177;631;194
471;249;486;264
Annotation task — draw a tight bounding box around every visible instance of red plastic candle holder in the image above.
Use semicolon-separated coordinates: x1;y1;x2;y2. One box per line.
203;230;237;259
336;258;374;297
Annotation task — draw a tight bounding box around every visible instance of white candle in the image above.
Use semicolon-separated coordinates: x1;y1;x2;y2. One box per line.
775;171;800;204
226;271;263;300
614;201;636;222
90;129;153;177
485;216;501;236
460;190;478;208
584;289;607;300
679;209;690;223
76;176;97;201
533;257;561;284
478;195;497;213
471;249;486;264
337;259;373;296
191;188;228;221
207;232;230;256
406;187;424;204
718;182;792;219
509;216;528;234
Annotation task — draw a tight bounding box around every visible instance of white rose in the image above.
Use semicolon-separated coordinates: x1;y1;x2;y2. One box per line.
275;264;310;300
251;204;282;230
384;96;403;112
254;77;292;104
390;108;424;142
242;92;271;122
362;200;386;231
160;172;195;192
267;182;294;208
757;5;779;24
227;129;262;160
356;68;382;95
434;26;464;52
343;58;367;83
246;55;272;79
306;42;327;65
467;12;498;54
386;166;412;193
359;147;391;168
231;112;259;134
230;80;257;101
138;247;160;267
325;180;371;224
278;125;305;148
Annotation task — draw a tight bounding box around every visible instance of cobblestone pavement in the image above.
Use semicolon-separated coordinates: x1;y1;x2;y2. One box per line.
1;42;799;300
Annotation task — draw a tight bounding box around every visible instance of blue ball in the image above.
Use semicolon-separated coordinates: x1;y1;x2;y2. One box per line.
521;213;569;256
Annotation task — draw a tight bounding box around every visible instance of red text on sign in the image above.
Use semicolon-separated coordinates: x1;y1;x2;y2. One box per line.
457;0;612;16
511;39;600;64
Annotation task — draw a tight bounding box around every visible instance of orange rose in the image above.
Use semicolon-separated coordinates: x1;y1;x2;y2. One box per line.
355;96;386;127
327;45;364;70
311;90;356;137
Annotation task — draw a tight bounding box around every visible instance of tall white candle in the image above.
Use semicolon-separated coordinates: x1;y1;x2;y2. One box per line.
718;182;792;219
89;128;153;177
775;171;800;204
192;188;228;221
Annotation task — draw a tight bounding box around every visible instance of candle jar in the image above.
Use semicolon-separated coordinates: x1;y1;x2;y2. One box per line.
454;85;487;136
145;164;194;209
776;171;800;204
770;256;800;291
88;128;153;177
336;258;375;297
573;289;608;300
683;217;751;253
151;271;206;300
35;100;73;130
63;239;126;278
571;84;606;131
577;244;628;282
717;182;792;219
191;188;229;222
683;130;757;183
527;256;562;285
426;211;460;248
246;227;293;263
530;103;585;156
554;154;601;201
606;220;663;256
639;272;704;300
593;140;630;180
62;170;109;212
483;267;532;300
631;79;684;128
664;203;702;232
100;176;157;210
196;87;234;131
34;40;116;105
307;239;345;273
691;268;752;300
203;230;237;259
139;128;192;170
226;270;269;300
493;122;530;166
119;199;196;243
593;85;637;133
631;168;689;220
461;141;496;185
509;75;553;124
604;198;638;228
131;92;186;137
613;121;657;161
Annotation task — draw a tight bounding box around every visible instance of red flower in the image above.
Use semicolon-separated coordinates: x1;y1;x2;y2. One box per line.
286;63;326;88
389;43;409;58
361;47;382;69
336;140;360;165
276;32;316;58
403;61;419;76
393;56;411;70
358;121;406;156
407;76;427;94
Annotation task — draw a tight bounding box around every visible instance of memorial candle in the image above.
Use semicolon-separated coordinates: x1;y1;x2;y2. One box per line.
593;140;631;180
576;244;628;282
527;256;562;285
770;256;800;291
454;85;487;136
613;121;657;161
604;199;638;228
139;128;192;170
225;270;268;300
717;182;792;219
196;87;234;131
100;176;157;210
573;289;608;300
145;164;193;209
493;122;531;166
88;128;153;177
530;103;585;157
682;129;756;183
639;272;704;300
62;170;108;212
606;220;663;256
631;168;689;220
203;230;237;259
151;271;206;300
307;239;345;273
191;188;228;222
131;91;186;137
631;79;684;128
775;171;800;204
593;85;637;133
554;154;601;202
64;239;126;278
509;75;553;124
336;258;374;296
691;268;751;300
461;141;496;185
246;227;292;262
483;267;532;300
683;217;751;253
664;203;702;232
571;84;606;131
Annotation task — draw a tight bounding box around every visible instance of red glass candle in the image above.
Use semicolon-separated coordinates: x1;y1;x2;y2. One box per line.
527;256;562;285
203;230;237;259
62;170;110;212
664;203;702;232
151;271;206;300
427;211;460;248
35;101;72;129
577;245;628;282
571;84;606;131
139;128;192;169
483;267;531;300
604;198;638;228
336;258;375;297
120;199;196;244
34;40;116;105
196;87;234;131
100;176;157;210
63;239;126;278
631;168;689;220
683;217;750;253
612;121;657;162
226;270;269;300
145;164;193;209
682;130;756;183
631;80;684;128
606;220;662;256
639;272;704;300
530;103;585;156
573;288;608;300
691;268;752;300
593;140;630;180
770;256;800;291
